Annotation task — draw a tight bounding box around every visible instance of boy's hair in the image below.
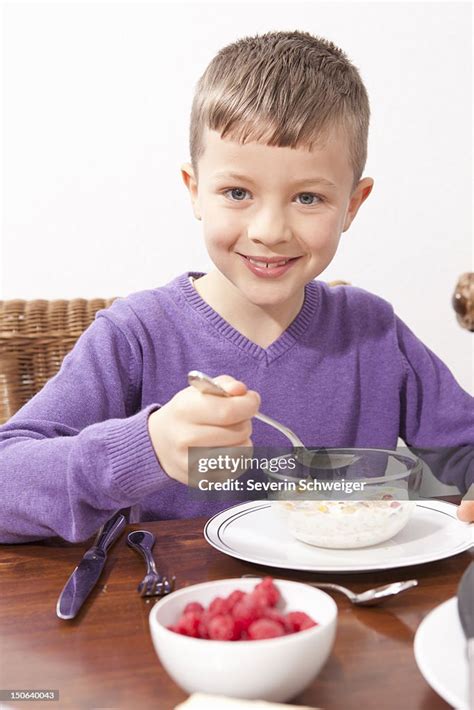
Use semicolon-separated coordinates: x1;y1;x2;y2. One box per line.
190;30;370;190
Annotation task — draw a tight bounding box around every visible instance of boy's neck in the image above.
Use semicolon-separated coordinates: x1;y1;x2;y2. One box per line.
191;270;305;349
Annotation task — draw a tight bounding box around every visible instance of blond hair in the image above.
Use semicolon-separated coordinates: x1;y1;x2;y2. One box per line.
189;30;370;190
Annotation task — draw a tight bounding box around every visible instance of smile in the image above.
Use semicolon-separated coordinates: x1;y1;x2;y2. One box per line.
247;257;291;269
237;253;301;278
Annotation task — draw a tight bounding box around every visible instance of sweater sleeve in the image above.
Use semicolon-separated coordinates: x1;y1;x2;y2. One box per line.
396;316;474;493
0;312;167;543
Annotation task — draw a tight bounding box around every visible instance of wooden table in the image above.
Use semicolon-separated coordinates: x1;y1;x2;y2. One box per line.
1;497;472;710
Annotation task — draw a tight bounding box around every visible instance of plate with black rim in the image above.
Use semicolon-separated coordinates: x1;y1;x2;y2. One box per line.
203;499;473;572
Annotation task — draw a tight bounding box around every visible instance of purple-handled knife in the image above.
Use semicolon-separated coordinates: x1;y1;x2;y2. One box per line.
457;561;474;710
56;512;126;619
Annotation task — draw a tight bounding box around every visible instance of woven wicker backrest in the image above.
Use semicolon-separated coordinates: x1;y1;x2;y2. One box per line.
0;298;117;424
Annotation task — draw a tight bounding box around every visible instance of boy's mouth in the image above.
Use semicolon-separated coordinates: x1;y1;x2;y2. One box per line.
238;254;300;270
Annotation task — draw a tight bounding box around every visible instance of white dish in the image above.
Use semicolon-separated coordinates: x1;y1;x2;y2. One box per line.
204;500;473;572
149;577;337;703
414;596;469;710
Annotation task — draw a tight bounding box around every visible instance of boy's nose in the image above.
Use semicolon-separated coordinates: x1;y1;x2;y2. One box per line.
246;208;292;246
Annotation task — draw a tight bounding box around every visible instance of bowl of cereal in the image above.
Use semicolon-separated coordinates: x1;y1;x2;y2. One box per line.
149;576;337;702
266;448;423;549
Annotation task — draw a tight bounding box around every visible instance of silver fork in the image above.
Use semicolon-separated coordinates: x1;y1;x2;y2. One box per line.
127;530;176;597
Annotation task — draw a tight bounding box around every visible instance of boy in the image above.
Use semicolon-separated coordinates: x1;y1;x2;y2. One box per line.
0;30;472;543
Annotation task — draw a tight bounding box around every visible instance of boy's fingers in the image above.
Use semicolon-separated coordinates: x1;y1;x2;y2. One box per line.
211;375;261;408
184;374;260;424
457;485;474;522
212;374;248;396
184;422;252;448
457;502;474;522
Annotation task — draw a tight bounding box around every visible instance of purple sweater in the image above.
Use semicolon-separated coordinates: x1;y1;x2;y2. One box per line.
0;273;472;543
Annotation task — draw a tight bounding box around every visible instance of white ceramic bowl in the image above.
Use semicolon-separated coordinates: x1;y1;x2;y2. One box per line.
149;577;337;703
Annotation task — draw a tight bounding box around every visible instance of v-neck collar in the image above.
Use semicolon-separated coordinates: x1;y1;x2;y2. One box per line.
176;271;320;365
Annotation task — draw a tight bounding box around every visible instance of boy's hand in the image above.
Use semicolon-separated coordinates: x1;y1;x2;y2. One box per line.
457;484;474;522
147;375;261;485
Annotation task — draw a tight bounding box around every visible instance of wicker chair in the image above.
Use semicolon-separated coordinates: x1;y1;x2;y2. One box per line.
0;298;117;424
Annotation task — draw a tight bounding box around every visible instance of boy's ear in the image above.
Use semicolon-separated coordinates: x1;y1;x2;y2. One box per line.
342;177;374;232
181;162;201;220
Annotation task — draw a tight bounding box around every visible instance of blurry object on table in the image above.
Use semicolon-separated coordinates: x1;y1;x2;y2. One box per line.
175;693;320;708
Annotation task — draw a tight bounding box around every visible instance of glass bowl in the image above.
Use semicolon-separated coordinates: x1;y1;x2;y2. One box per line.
266;448;423;549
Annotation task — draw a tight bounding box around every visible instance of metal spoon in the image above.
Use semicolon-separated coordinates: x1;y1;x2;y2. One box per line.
187;370;360;471
241;574;419;606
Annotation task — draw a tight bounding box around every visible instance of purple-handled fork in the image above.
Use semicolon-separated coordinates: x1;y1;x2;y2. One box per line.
127;530;176;597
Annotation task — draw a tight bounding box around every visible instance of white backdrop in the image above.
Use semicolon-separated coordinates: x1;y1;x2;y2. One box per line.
2;1;473;400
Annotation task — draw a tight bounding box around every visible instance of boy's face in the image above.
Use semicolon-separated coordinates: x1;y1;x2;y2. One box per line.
182;128;373;311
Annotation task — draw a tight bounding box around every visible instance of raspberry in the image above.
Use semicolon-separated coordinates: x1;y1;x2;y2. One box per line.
167;578;319;641
299;617;317;631
248;618;285;640
285;611;318;632
263;608;292;634
208;614;240;641
253;578;280;607
197;611;212;639
226;589;245;611
232;593;263;632
183;601;205;614
209;596;230;616
248;589;268;611
176;610;203;637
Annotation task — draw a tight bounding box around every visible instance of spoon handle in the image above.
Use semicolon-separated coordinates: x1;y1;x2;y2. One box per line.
240;575;355;601
306;582;356;601
187;370;304;447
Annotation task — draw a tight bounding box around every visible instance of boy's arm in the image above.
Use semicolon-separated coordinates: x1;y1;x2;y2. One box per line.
0;313;165;544
396;316;474;496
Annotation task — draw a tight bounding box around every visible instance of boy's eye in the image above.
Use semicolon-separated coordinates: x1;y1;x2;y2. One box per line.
221;188;324;205
295;192;322;206
224;187;251;201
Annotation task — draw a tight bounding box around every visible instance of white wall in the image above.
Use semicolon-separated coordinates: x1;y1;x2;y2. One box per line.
2;1;472;400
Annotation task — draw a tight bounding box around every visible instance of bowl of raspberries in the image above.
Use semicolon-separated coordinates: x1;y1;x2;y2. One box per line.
148;576;337;702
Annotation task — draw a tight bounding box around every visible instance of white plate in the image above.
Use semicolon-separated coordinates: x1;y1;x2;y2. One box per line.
203;500;473;572
414;596;469;710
